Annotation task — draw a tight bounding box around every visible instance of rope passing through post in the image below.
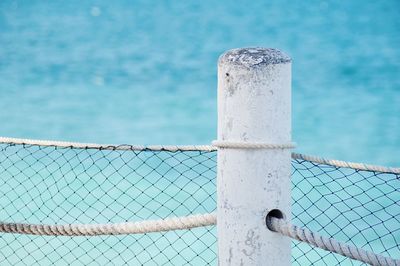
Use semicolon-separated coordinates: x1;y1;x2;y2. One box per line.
1;211;397;266
266;215;400;266
0;137;399;264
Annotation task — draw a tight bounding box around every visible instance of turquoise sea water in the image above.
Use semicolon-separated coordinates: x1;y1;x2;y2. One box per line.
0;0;399;166
0;1;399;265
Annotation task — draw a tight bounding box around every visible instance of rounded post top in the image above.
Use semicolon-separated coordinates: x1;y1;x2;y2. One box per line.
219;47;291;68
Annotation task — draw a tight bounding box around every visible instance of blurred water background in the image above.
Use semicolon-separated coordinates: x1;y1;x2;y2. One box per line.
0;1;399;265
0;0;399;166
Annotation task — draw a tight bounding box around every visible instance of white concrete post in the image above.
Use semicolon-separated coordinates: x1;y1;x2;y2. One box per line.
217;47;292;265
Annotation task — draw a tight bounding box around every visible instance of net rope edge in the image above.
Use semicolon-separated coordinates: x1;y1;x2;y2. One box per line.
0;136;398;174
0;136;215;152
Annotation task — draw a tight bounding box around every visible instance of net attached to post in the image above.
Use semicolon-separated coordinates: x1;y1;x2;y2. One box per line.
0;139;217;265
291;156;399;265
0;137;398;265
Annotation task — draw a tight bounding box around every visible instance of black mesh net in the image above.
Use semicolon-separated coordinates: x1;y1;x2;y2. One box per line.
0;143;217;265
291;158;399;265
0;142;398;265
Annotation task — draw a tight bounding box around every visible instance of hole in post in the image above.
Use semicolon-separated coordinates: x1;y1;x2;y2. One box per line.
265;209;285;231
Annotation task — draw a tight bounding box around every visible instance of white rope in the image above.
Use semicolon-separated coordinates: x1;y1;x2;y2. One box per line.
212;140;296;149
0;213;216;236
1;212;397;266
0;136;398;174
267;216;400;266
0;136;398;264
0;136;215;152
212;141;399;174
292;152;400;174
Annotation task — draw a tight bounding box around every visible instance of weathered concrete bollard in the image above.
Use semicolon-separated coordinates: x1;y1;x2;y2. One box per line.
216;48;292;265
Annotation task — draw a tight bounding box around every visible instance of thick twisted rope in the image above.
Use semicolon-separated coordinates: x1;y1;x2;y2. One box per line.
1;213;397;265
267;217;400;266
0;213;216;236
1;136;398;174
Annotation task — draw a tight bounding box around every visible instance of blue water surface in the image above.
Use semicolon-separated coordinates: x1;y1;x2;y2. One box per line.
0;0;399;166
0;1;399;265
